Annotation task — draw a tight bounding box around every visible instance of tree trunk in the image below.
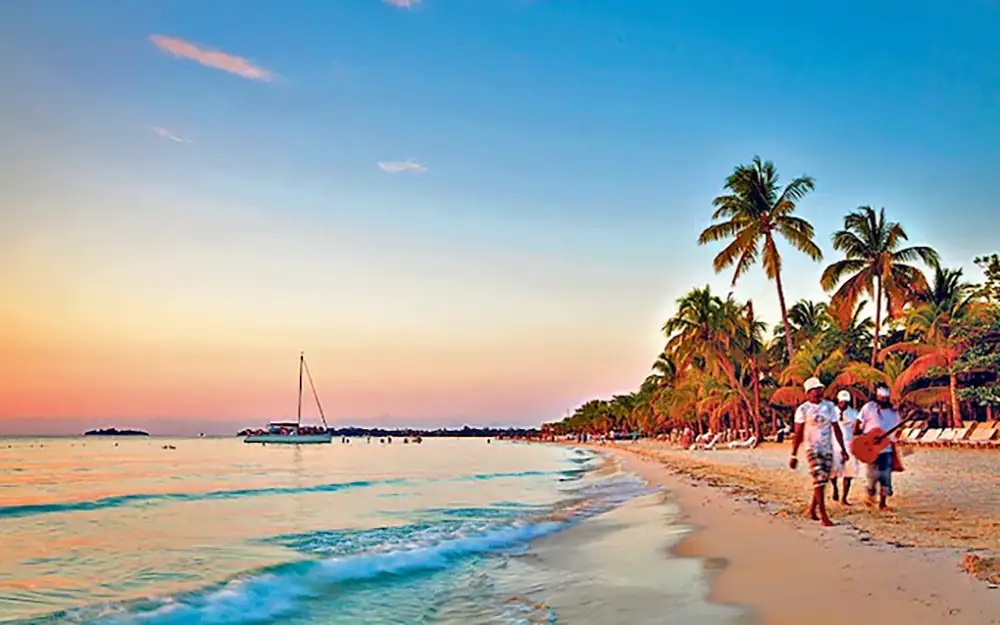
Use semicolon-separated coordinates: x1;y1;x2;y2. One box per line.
752;368;762;438
871;277;883;368
949;373;963;428
773;265;795;362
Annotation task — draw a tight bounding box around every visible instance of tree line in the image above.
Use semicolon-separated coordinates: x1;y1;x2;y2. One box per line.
546;157;999;438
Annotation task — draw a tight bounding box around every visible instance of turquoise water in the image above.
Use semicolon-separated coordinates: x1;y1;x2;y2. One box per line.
0;438;744;624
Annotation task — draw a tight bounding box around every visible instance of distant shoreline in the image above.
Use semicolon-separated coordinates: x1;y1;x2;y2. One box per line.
83;428;150;437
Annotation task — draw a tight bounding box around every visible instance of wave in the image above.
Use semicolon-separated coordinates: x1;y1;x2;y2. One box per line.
0;470;568;521
20;472;651;625
30;518;568;625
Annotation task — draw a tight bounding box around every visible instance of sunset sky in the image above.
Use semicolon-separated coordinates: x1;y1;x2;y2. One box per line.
2;0;998;434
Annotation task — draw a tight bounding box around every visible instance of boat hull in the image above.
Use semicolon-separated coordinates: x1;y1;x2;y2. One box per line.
243;433;333;444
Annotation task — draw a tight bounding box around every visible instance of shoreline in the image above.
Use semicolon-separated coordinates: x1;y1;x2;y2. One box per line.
594;443;1000;625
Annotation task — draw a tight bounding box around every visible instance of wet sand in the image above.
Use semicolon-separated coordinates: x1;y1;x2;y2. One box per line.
602;442;1000;625
528;491;750;624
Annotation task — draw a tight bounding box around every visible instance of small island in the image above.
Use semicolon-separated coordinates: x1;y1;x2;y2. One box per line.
83;428;150;437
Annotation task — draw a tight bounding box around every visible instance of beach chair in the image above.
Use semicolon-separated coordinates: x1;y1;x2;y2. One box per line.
963;427;998;448
951;427;972;444
704;433;723;450
916;429;942;446
936;428;953;447
727;435;757;449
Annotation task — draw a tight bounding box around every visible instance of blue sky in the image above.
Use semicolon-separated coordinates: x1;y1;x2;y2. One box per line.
1;0;998;431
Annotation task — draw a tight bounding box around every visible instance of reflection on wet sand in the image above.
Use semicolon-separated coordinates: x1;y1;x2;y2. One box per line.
508;491;751;624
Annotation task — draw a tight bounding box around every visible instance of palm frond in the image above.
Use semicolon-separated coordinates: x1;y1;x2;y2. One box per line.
698;219;742;245
893;245;940;269
820;259;867;291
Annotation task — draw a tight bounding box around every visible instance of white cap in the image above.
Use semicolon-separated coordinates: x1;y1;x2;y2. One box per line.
803;377;824;392
876;386;891;398
837;390;852;402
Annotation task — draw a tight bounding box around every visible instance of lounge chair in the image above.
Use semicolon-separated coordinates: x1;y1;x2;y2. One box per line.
727;435;757;449
962;427;998;448
703;433;724;450
908;426;926;441
950;427;972;445
916;429;943;445
931;429;955;447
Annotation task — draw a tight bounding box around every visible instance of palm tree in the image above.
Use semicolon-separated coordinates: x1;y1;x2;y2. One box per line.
699;157;822;361
820;206;940;368
881;267;979;427
771;299;831;362
740;300;769;435
662;286;764;436
820;300;875;364
770;338;850;407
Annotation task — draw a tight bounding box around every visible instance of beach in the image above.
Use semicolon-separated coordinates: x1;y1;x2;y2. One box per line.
600;440;1000;625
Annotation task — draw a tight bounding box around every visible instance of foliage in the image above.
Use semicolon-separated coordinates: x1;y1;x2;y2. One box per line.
974;254;1000;304
698;157;821;360
953;305;1000;406
545;161;996;438
821;206;939;367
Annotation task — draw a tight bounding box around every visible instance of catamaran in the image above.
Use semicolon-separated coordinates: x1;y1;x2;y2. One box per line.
243;352;333;445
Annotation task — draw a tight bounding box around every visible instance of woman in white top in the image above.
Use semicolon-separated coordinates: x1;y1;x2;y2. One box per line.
830;390;860;504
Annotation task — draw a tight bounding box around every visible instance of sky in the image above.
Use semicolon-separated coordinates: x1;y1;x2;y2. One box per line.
1;0;998;435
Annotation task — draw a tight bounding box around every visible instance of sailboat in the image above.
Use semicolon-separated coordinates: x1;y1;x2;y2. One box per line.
243;352;333;445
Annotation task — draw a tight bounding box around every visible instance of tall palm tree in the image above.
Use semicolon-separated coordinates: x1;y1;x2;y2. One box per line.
698;157;822;362
881;267;979;427
820;206;940;368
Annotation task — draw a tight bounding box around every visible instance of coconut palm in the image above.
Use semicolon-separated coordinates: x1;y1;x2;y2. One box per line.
820;300;875;363
771;299;831;363
698;157;822;361
820;206;940;367
880;267;979;427
769;338;850;408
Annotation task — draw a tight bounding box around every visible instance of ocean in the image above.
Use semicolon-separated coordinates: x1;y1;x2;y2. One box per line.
0;437;747;624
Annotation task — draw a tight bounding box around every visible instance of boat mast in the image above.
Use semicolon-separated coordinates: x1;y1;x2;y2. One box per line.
297;351;304;431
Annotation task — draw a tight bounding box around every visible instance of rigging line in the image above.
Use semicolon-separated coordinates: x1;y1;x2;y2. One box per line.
302;356;329;429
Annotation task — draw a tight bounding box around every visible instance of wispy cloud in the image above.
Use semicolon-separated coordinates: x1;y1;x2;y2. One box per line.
150;35;275;82
378;159;428;174
382;0;422;8
152;126;191;144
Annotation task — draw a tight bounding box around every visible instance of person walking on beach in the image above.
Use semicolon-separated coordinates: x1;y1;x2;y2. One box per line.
830;390;860;505
855;385;901;510
789;377;850;526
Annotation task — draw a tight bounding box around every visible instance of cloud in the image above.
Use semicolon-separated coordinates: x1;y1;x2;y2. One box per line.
377;159;428;174
152;126;191;143
150;35;275;82
382;0;422;8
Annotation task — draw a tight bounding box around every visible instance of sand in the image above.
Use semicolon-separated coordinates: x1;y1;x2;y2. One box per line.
600;442;1000;625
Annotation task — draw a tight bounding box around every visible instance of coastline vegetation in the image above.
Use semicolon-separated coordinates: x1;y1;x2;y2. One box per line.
546;159;999;439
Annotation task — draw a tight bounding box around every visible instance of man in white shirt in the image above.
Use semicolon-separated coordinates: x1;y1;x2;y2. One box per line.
855;385;901;510
830;390;860;505
789;377;850;526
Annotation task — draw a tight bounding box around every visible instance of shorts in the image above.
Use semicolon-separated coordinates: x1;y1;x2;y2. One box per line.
806;449;833;487
866;452;893;496
831;450;859;479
